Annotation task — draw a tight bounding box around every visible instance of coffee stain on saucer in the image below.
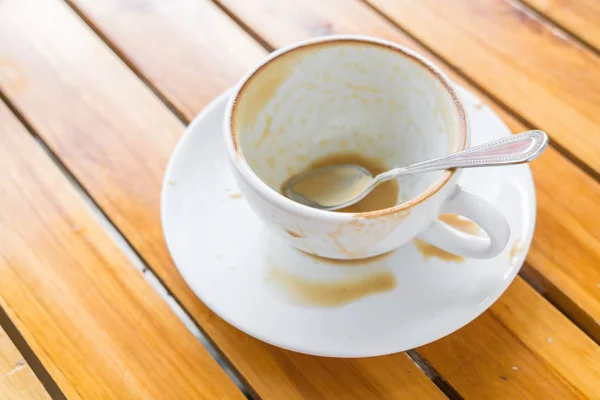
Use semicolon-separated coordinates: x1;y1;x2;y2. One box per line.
267;267;396;307
266;248;396;307
414;214;481;262
509;238;525;265
414;239;464;262
228;192;242;199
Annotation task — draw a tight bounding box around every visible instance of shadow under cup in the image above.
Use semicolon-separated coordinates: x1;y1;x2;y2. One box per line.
231;39;466;212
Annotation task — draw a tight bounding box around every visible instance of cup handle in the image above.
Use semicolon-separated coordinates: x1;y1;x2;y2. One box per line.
418;186;510;259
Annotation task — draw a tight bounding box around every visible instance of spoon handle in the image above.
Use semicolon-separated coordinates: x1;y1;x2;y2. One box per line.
376;130;548;183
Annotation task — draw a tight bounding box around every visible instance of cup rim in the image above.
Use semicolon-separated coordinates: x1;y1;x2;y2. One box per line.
224;35;468;221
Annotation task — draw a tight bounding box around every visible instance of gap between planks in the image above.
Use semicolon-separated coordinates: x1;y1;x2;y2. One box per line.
0;307;64;399
212;0;276;52
0;89;257;400
405;350;463;400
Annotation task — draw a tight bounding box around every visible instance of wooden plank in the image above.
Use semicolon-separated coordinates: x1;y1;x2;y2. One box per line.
77;0;600;397
0;102;244;398
422;278;594;399
365;0;600;177
0;0;445;398
0;324;50;400
521;0;600;51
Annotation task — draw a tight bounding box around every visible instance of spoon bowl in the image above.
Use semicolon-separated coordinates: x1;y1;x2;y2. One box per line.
283;164;377;210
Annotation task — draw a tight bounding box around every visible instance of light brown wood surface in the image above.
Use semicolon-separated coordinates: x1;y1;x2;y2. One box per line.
28;0;600;398
0;0;445;398
522;0;600;50
1;0;599;397
0;99;244;398
0;326;50;400
366;0;600;177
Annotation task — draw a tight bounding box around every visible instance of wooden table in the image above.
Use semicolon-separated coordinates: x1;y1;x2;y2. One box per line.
1;0;599;398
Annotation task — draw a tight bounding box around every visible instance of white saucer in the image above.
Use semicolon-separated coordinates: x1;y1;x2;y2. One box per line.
161;85;536;357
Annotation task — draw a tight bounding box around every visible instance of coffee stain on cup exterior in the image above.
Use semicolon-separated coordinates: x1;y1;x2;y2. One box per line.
414;214;481;262
268;267;396;307
285;227;306;238
327;210;409;259
510;238;525;265
327;219;365;258
327;229;358;258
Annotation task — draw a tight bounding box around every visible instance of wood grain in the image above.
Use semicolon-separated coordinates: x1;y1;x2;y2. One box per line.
0;101;244;398
89;0;600;397
68;0;266;120
0;0;444;398
0;325;50;400
521;0;600;51
366;0;600;177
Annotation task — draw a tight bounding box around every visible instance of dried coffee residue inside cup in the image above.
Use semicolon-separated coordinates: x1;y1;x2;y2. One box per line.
282;152;399;213
414;214;481;262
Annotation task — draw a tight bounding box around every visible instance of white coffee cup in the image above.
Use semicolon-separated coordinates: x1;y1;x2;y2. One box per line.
224;35;509;260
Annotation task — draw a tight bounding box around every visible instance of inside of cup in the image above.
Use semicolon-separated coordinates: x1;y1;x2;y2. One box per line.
231;40;465;207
